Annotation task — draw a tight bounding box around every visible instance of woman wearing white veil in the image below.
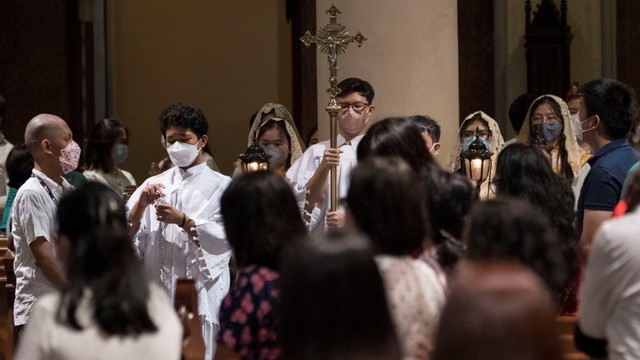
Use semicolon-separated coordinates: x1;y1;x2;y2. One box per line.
517;94;591;205
247;103;305;173
234;103;305;177
236;103;322;230
450;111;505;200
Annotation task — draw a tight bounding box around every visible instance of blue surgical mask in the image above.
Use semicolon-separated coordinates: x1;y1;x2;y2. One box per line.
113;144;128;165
542;123;562;143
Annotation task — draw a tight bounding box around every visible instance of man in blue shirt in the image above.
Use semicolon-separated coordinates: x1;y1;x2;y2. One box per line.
577;78;639;256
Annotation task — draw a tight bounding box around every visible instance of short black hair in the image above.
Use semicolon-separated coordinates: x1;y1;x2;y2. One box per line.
581;78;638;139
5;144;33;189
508;93;537;133
409;115;441;142
159;103;208;138
357;117;438;176
280;232;401;360
464;197;568;307
337;77;375;104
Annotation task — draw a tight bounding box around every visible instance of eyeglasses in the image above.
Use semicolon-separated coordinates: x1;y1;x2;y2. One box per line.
531;114;560;124
461;130;490;140
338;102;370;113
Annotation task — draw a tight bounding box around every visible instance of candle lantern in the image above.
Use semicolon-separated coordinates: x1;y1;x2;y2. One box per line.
239;140;270;173
459;129;493;185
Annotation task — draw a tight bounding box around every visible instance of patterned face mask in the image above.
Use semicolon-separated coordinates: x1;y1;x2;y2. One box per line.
59;140;81;174
462;136;492;152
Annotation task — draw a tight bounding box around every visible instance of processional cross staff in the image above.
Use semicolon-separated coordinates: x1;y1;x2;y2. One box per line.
300;4;367;212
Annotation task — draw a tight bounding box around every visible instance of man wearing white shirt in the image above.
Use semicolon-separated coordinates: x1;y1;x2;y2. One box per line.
287;77;375;234
576;203;640;360
127;103;231;360
12;114;79;340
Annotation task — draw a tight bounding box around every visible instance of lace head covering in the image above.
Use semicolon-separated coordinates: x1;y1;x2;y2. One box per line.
517;94;587;177
247;103;305;166
450;111;505;199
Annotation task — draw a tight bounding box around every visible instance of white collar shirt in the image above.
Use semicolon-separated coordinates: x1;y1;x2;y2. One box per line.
11;169;72;325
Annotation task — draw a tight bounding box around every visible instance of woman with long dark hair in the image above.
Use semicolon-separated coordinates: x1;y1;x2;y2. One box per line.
494;144;577;311
216;170;306;359
83;118;136;198
15;182;181;360
347;157;445;359
517;95;591;204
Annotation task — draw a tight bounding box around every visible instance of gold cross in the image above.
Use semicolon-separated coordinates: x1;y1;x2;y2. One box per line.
300;4;367;211
300;4;367;97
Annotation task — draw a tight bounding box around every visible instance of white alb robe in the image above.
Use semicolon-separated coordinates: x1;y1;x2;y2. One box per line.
286;134;363;234
127;162;231;360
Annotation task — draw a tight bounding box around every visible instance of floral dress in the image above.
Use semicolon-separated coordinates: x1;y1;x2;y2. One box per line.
217;264;280;360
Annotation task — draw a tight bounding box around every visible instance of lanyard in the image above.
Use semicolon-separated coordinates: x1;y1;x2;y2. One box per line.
31;174;59;206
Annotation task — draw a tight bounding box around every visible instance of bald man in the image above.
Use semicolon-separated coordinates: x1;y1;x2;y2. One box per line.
11;114;80;340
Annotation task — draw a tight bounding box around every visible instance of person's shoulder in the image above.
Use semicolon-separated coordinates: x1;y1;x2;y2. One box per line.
32;293;60;314
117;168;136;183
146;167;174;182
82;169;100;179
14;178;43;199
599;210;640;239
201;166;231;183
307;140;330;152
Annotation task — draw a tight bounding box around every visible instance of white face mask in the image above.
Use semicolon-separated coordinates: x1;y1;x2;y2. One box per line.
429;142;439;155
263;145;289;170
572;112;583;141
167;141;200;167
580;116;596;135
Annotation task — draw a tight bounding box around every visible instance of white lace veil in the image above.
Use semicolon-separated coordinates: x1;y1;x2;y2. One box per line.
247;103;305;166
517;94;587;176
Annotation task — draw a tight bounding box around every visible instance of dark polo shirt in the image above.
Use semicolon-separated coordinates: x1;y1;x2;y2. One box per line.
577;139;639;238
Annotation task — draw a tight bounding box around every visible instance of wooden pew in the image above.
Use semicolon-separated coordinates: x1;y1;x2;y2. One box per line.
0;235;13;360
175;278;206;360
557;316;590;360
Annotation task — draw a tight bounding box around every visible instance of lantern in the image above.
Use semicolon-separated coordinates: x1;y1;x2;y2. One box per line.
239;140;270;172
459;129;493;185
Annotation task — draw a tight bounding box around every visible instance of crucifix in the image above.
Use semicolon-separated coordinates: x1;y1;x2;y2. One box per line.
300;4;367;211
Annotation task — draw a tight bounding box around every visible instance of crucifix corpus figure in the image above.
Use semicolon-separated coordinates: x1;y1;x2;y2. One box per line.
300;4;367;211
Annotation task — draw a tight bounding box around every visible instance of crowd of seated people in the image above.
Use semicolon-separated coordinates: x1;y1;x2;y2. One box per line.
1;76;639;360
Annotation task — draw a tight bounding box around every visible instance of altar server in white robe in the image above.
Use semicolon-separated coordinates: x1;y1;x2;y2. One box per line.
286;77;375;234
127;103;231;360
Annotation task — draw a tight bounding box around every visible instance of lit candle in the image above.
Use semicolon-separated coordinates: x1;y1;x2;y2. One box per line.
247;162;259;172
471;158;482;180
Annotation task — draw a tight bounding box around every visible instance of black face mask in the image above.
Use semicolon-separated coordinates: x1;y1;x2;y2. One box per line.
532;124;547;149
